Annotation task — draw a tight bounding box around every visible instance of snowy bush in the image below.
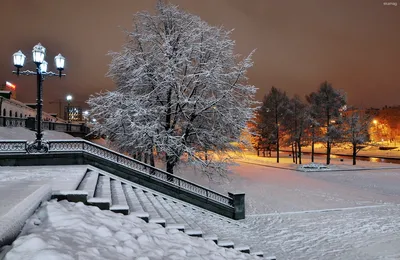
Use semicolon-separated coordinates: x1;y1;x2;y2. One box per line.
297;163;329;171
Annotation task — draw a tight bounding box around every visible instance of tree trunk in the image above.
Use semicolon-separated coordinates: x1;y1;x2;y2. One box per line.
352;144;357;165
298;141;302;164
276;131;280;163
257;148;260;157
291;143;295;163
311;127;315;162
166;154;175;182
166;161;174;174
326;141;331;165
294;142;298;164
149;149;155;167
137;152;142;162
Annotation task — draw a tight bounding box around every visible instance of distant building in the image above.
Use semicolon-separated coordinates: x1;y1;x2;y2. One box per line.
64;106;82;122
0;91;64;122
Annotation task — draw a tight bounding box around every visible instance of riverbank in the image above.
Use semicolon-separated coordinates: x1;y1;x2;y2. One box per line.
234;147;400;172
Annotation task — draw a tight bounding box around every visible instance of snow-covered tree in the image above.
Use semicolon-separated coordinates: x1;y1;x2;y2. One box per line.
257;87;289;163
342;109;371;165
283;95;311;164
248;112;276;157
306;81;346;165
87;2;257;175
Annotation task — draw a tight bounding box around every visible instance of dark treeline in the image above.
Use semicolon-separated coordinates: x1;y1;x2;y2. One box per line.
249;81;372;165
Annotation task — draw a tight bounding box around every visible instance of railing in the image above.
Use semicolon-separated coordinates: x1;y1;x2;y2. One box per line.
0;139;234;208
0;140;27;153
0;117;26;127
0;116;90;134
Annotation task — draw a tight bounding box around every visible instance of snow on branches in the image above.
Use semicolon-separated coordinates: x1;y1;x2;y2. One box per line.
87;3;257;175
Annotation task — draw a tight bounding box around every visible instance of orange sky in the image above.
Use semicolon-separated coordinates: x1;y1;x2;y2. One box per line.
0;0;399;112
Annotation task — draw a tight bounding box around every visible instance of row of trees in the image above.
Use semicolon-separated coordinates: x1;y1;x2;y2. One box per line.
250;82;371;165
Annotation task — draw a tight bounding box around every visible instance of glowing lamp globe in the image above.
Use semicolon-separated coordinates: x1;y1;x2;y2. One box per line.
40;61;48;73
54;53;66;70
32;43;46;64
13;51;26;68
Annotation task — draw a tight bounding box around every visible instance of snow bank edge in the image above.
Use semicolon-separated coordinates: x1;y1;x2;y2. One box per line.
0;184;52;248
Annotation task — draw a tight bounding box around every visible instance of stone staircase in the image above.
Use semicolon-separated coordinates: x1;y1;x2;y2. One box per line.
52;166;274;259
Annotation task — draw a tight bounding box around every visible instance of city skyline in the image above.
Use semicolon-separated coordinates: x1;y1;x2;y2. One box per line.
0;0;399;113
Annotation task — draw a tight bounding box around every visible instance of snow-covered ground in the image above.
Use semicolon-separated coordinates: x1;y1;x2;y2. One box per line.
174;156;400;259
4;161;400;259
0;166;86;218
0;127;77;141
2;127;400;259
3;200;259;260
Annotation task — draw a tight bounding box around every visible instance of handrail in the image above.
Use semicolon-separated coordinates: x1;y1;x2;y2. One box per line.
0;139;234;207
0;116;90;134
0;140;27;153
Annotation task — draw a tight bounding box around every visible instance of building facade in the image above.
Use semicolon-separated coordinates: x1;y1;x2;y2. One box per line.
0;91;64;122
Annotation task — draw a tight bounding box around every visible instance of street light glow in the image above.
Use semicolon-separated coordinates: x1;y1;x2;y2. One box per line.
373;120;378;125
40;61;48;73
5;81;16;89
12;51;25;68
32;43;46;64
66;95;73;101
54;53;66;70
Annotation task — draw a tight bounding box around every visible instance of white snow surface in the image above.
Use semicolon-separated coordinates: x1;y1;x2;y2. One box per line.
0;127;77;141
173;155;400;259
0;166;87;218
3;200;259;260
0;185;51;248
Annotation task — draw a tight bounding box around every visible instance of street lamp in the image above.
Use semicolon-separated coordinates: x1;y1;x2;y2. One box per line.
66;95;72;123
83;110;89;124
12;43;66;153
373;119;378;142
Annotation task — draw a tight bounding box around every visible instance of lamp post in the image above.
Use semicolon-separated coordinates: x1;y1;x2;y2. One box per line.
12;43;66;153
66;95;72;123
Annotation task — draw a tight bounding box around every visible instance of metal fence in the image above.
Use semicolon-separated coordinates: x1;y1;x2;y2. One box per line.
0;117;26;127
0;116;90;134
0;139;234;208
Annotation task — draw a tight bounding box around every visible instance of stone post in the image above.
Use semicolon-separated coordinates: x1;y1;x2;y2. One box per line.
228;192;245;220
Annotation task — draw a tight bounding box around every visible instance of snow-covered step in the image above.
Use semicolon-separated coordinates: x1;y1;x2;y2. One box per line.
77;170;99;199
165;223;185;232
88;175;111;210
176;204;246;247
110;180;129;215
146;193;185;230
218;240;234;249
235;245;250;254
251;252;267;258
167;201;220;240
134;189;165;227
161;198;204;237
122;185;149;222
51;190;88;203
203;234;219;244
